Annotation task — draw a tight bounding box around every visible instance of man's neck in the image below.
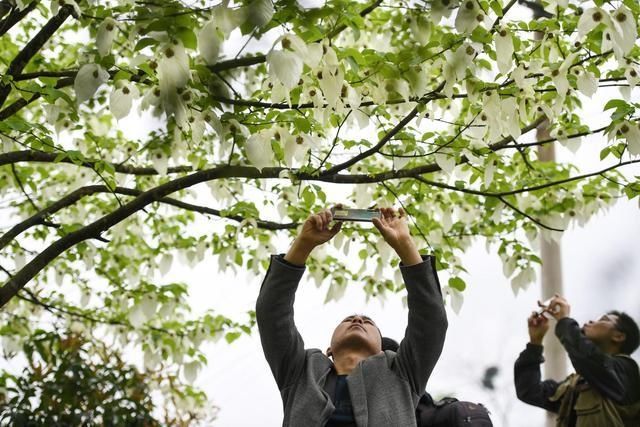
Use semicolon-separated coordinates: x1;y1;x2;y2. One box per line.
332;351;372;375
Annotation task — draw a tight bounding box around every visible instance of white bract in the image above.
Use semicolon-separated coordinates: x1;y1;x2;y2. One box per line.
267;50;303;89
578;6;637;60
109;83;139;120
74;63;109;104
267;35;308;89
198;19;223;65
430;0;458;23
245;130;276;170
247;0;274;27
455;0;483;34
575;68;598;98
96;17;117;57
443;43;476;97
495;28;514;75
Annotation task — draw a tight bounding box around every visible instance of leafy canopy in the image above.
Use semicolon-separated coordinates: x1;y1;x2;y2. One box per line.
1;0;639;416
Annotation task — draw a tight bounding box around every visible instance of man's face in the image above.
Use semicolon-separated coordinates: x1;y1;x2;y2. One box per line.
328;315;382;357
582;313;625;350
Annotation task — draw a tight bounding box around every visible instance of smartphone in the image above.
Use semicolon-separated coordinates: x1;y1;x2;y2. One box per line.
331;207;381;222
537;298;555;317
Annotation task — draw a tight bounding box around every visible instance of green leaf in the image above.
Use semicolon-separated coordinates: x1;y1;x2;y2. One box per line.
176;27;197;50
225;331;242;344
449;277;466;292
489;0;503;17
134;37;157;51
603;99;628;111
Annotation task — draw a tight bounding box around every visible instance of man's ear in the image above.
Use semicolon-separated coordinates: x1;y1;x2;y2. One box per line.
326;347;332;358
612;330;626;346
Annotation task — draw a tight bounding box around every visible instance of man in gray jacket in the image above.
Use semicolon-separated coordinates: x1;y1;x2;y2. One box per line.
256;207;448;426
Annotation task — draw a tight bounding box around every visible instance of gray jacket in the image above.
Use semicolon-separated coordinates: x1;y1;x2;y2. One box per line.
256;254;448;427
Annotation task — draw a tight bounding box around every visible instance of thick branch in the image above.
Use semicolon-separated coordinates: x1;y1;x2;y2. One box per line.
320;104;421;176
0;150;194;174
0;0;38;36
0;184;297;251
0;5;75;108
3;150;638;308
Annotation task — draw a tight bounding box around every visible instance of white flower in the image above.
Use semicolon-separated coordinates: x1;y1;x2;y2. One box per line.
484;156;497;187
610;6;637;58
577;7;610;39
434;150;456;175
409;14;431;45
495;27;514;75
305;43;324;69
96;17;117;57
548;53;577;98
159;253;173;276
445;286;464;314
625;67;640;90
247;0;274;27
575;67;598;97
284;132;317;167
151;150;169;175
245;130;275;170
618;121;640;156
140;296;157;319
455;0;483;34
325;282;347;303
74;63;109;104
551;127;580;153
431;0;458;23
318;66;345;108
443;43;476;97
500;97;521;139
511;267;536;295
212;2;246;35
109;83;139;120
267;50;303;89
198;19;223;65
158;42;191;91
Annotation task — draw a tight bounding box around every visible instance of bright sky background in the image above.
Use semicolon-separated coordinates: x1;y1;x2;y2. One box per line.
2;1;639;426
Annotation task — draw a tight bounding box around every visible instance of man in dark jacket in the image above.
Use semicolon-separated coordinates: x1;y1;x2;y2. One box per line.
256;207;448;426
514;294;640;426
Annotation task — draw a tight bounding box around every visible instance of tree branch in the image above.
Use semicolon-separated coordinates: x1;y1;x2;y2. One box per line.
0;4;75;108
0;0;38;36
0;150;194;175
3;149;638;308
0;184;298;252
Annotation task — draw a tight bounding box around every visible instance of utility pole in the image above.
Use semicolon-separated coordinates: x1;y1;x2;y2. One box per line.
537;127;568;427
523;1;568;425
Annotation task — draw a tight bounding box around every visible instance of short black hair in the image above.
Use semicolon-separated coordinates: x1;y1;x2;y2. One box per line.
382;337;399;352
609;311;640;355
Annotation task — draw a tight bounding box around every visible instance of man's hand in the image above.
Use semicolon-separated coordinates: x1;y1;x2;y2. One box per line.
543;294;571;321
284;208;342;265
372;207;421;266
528;312;550;345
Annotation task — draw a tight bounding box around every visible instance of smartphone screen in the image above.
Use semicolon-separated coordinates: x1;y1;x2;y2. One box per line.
331;208;380;222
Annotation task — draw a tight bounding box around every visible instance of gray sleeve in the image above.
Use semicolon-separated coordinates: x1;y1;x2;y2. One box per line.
255;254;307;390
394;255;448;395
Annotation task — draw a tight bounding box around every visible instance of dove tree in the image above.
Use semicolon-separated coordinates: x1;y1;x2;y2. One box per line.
0;0;639;416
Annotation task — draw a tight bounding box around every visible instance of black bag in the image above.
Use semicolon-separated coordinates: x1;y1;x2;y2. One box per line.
417;394;493;427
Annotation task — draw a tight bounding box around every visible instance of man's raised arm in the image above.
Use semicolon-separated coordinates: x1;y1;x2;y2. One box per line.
256;209;342;390
372;207;448;395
